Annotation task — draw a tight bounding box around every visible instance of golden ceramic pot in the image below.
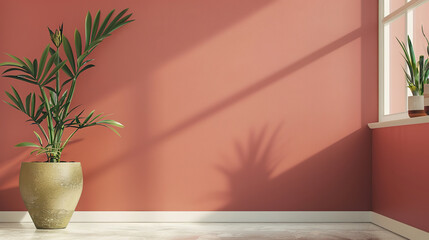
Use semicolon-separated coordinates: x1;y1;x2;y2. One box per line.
19;162;83;229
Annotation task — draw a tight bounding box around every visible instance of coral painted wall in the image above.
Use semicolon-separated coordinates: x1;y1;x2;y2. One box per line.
372;124;429;232
0;0;378;211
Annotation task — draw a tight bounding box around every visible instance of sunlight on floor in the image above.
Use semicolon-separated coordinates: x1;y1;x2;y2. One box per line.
0;223;405;240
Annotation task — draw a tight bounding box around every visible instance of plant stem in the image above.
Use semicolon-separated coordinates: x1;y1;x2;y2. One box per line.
39;86;56;162
39;87;54;142
55;47;60;94
52;47;63;153
56;77;77;147
36;124;50;160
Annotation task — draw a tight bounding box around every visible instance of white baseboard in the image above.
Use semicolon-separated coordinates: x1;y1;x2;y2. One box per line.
0;211;370;223
370;212;429;240
1;211;428;239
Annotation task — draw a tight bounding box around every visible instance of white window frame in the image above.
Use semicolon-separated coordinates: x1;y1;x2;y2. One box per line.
379;0;429;122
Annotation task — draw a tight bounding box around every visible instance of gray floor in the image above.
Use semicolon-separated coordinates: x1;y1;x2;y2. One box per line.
0;223;405;240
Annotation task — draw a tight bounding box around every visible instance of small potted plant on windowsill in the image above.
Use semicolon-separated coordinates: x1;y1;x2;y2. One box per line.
0;9;133;229
421;27;429;114
397;36;428;118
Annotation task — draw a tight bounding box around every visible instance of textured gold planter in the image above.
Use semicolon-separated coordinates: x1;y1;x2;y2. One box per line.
19;162;83;229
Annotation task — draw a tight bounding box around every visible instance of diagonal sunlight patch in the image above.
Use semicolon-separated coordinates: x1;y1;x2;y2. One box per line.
149;28;363;145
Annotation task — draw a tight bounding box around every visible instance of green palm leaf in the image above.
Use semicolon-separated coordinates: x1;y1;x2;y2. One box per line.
15;142;40;148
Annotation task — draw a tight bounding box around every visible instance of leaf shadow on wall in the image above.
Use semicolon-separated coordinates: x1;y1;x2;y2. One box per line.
82;23;365;181
0;0;377;210
212;124;284;207
76;9;374;209
0;0;277;210
205;125;372;212
191;0;375;212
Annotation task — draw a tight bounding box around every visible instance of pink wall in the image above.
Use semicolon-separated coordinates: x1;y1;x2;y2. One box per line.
373;124;429;232
0;0;378;211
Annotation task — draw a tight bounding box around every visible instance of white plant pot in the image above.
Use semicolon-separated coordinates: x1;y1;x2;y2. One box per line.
424;84;429;114
408;95;426;118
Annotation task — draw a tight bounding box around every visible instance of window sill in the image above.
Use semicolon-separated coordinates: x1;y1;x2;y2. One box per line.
368;116;429;129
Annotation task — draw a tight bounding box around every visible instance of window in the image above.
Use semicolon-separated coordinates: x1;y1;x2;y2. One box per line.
379;0;429;122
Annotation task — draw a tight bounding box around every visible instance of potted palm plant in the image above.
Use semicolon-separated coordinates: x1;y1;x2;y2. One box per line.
0;9;133;229
397;36;429;118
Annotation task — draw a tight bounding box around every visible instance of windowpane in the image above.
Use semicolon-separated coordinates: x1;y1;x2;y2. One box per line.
388;14;407;115
381;0;429;121
387;0;407;16
413;1;429;58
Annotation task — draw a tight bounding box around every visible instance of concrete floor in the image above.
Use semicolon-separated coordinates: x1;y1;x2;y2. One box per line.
0;223;405;240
